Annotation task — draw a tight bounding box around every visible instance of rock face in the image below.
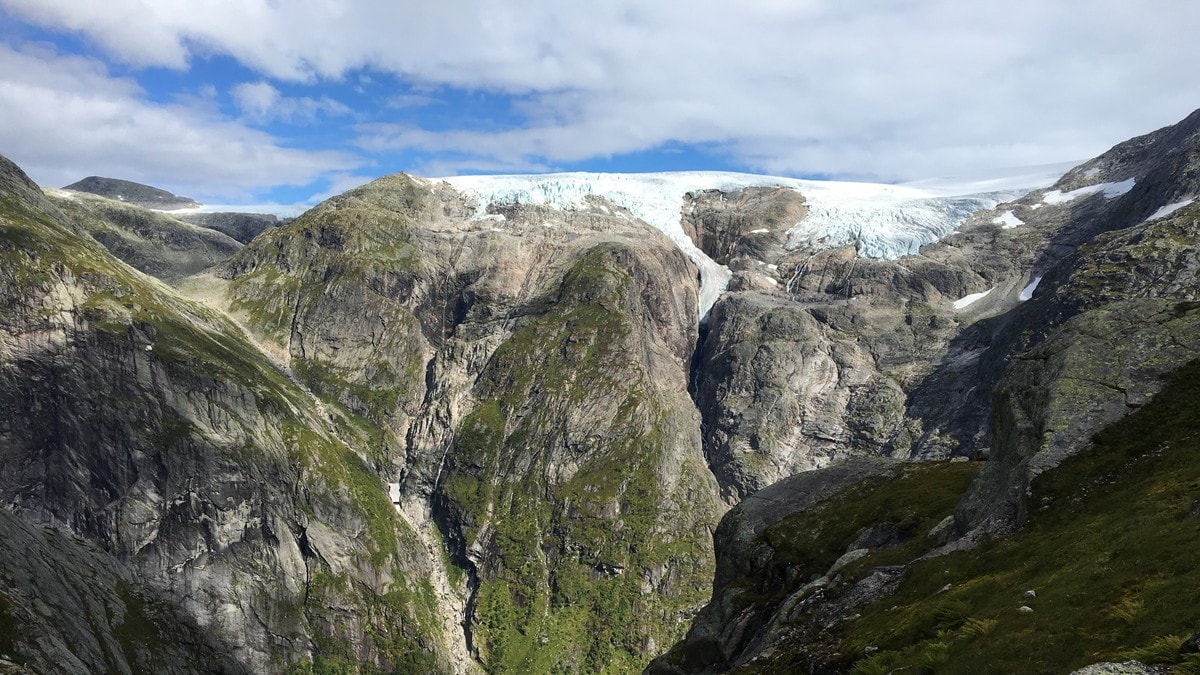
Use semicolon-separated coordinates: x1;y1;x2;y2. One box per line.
63;176;201;210
650;109;1200;672
645;459;977;673
1;155;452;673
0;509;241;674
217;175;724;672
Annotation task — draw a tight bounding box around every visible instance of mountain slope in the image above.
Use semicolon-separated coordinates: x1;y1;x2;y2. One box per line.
209;174;724;672
44;188;242;282
649;109;1200;673
2;107;1197;675
0;154;454;672
650;352;1200;674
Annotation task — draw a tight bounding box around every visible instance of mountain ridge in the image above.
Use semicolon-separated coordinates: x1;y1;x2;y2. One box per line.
62;176;201;211
0;108;1198;673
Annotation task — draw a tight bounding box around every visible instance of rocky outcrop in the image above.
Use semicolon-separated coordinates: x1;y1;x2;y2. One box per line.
681;186;803;268
212;174;725;672
693;293;904;501
1069;661;1166;675
650;108;1200;673
0;509;240;674
957;198;1200;533
645;459;977;673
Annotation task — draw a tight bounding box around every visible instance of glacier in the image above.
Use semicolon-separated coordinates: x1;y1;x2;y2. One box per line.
442;170;1061;319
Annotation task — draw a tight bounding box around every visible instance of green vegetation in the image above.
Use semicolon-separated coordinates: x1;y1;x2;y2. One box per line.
2;177;448;671
225;184;430;444
739;356;1200;674
437;245;716;674
293;570;442;675
762;461;979;583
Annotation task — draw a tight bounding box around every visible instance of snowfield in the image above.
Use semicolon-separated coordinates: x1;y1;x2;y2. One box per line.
953;288;993;310
1019;276;1043;302
442;170;1060;317
1145;198;1194;221
993;210;1024;229
1042;178;1136;205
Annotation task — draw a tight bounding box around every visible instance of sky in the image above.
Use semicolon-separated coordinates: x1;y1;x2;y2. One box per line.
0;0;1197;207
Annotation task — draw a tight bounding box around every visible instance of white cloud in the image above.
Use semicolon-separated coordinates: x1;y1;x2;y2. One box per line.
231;81;350;124
2;0;1199;181
304;171;379;203
0;44;360;201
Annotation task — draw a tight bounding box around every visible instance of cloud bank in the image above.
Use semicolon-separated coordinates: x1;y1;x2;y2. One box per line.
1;0;1197;199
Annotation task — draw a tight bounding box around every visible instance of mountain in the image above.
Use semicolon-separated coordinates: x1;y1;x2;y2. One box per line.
62;176;201;211
649;108;1200;673
43;188;243;282
1;108;1198;674
1;156;455;673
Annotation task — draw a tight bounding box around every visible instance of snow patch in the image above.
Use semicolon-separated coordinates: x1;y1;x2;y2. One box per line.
1145;198;1194;222
993;210;1024;229
1042;178;1136;205
953;288;993;309
1019;276;1042;302
748;228;770;234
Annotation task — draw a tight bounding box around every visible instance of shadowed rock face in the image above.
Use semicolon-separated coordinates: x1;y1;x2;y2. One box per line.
177;211;281;244
0;509;242;674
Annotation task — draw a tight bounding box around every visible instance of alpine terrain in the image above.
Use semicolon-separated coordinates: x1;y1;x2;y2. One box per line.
1;108;1199;674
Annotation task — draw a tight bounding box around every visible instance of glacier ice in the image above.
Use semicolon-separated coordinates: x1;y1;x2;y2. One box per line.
442;170;1058;320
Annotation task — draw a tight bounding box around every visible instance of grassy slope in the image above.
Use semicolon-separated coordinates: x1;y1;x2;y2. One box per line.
736;355;1200;674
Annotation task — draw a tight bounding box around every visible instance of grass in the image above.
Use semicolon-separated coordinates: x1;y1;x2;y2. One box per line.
815;356;1200;674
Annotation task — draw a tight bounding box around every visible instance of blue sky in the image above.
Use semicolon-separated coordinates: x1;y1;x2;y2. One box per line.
0;1;1197;207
